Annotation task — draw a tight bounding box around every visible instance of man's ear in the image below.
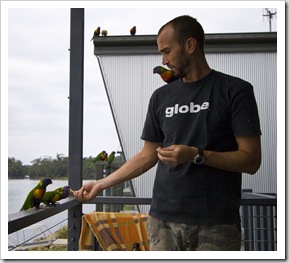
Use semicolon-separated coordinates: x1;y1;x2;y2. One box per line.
186;37;197;54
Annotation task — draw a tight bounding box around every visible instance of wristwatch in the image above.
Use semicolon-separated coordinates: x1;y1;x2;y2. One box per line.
193;148;205;165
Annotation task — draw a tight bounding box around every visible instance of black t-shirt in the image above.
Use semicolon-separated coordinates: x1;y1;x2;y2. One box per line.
141;70;261;225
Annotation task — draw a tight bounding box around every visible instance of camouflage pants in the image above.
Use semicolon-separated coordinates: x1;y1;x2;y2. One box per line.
147;215;241;251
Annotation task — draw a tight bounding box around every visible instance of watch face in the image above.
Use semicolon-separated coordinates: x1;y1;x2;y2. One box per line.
194;154;204;165
193;149;205;164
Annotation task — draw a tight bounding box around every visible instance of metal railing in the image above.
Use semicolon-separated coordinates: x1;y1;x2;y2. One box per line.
240;192;277;251
8;192;277;251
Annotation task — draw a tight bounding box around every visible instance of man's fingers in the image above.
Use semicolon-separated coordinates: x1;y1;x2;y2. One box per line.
157;152;171;165
157;147;174;158
157;146;174;152
74;188;85;201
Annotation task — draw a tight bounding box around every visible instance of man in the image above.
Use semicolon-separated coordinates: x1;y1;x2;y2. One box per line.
74;15;261;251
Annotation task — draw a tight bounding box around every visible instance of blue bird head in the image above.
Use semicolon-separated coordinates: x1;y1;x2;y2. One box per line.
41;178;52;188
153;66;163;75
62;186;72;198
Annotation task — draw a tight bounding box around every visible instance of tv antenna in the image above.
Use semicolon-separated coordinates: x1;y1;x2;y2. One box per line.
263;8;277;32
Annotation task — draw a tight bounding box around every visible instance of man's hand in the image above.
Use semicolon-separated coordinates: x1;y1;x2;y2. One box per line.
156;145;196;165
74;181;103;202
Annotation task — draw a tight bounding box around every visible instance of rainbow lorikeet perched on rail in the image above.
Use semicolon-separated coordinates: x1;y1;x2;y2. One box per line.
105;151;116;169
20;178;52;211
41;186;72;206
93;150;107;163
107;151;115;165
153;66;178;83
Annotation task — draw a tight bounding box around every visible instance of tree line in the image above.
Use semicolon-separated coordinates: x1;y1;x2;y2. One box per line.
8;154;122;180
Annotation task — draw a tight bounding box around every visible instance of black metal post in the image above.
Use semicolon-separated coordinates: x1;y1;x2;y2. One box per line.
68;8;84;251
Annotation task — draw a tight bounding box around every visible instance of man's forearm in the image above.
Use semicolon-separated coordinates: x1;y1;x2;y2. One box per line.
97;149;159;191
204;149;261;174
204;135;261;174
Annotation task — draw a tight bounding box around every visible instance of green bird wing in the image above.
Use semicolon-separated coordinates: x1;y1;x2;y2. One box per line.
50;192;62;203
42;191;56;205
42;187;64;205
107;151;115;164
20;183;42;210
53;187;64;193
20;188;36;210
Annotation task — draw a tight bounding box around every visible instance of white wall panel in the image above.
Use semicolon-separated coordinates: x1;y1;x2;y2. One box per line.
98;52;277;209
98;55;164;203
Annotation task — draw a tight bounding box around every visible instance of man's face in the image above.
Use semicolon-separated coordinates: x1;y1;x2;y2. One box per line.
157;25;191;79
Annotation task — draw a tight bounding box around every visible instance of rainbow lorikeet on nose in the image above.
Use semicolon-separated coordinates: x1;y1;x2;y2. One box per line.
153;66;178;83
20;178;52;211
41;186;72;206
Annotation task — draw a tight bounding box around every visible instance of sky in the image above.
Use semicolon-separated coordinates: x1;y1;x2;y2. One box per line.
2;1;282;165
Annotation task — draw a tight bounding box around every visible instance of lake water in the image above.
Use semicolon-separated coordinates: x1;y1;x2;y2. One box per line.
8;179;95;247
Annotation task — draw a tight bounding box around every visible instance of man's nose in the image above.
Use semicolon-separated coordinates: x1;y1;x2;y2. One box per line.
162;56;168;66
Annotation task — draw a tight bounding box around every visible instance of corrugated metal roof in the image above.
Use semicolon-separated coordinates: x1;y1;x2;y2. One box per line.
93;32;277;55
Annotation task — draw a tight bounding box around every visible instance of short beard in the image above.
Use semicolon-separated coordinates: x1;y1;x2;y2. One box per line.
171;51;191;79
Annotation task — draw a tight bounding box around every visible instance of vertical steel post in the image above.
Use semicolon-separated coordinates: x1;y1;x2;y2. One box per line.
68;8;84;251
